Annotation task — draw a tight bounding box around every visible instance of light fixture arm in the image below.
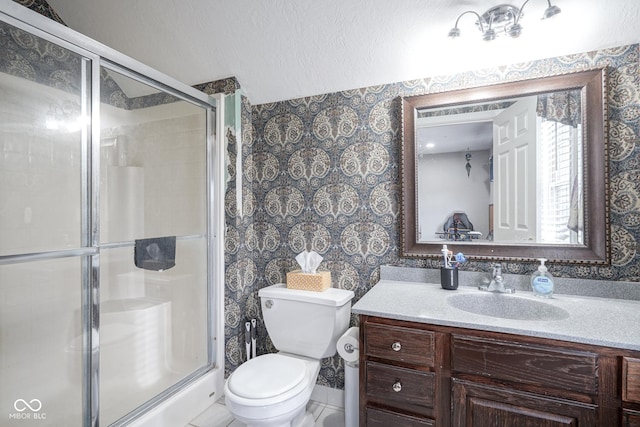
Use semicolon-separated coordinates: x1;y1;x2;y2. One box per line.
486;12;495;30
452;10;486;34
513;0;531;25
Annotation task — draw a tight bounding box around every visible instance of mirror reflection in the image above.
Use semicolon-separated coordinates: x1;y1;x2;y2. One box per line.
401;68;609;264
416;90;584;246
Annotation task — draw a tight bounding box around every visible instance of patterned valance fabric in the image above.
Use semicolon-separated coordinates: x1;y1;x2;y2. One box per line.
536;89;581;127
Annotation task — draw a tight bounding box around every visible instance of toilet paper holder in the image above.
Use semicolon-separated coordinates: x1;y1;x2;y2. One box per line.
337;326;360;363
343;342;358;354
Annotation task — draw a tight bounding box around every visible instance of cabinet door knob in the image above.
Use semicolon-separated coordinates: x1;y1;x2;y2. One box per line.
391;342;401;351
392;381;402;392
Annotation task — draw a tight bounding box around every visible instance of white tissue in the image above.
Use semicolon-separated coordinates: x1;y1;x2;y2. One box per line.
295;250;323;274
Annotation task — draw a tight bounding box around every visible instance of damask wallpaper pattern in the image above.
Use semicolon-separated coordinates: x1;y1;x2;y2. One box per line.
12;0;64;25
222;45;640;389
10;0;640;392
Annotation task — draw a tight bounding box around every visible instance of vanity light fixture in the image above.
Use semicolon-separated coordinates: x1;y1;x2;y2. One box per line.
447;0;561;41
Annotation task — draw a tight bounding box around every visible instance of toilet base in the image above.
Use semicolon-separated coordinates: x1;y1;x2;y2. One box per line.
300;412;315;427
291;408;314;427
244;406;314;427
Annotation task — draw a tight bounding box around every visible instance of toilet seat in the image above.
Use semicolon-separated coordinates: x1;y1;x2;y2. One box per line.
227;354;307;400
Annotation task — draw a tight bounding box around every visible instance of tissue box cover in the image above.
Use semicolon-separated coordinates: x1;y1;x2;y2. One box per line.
286;270;331;292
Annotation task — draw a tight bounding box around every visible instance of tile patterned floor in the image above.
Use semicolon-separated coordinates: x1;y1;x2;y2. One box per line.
186;400;346;427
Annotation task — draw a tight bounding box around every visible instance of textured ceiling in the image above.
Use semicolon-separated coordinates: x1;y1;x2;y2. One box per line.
44;0;640;104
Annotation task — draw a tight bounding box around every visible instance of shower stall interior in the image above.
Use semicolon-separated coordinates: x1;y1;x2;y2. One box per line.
0;3;223;426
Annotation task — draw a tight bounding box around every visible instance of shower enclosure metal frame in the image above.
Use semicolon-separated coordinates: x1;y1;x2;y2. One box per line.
0;1;224;426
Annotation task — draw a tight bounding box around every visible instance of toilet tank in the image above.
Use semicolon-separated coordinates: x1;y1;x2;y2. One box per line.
259;284;355;359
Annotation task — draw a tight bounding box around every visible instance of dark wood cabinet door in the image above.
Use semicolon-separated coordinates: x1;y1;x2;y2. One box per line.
624;410;640;427
452;379;597;427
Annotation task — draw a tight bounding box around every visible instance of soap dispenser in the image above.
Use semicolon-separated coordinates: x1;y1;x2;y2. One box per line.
531;258;554;298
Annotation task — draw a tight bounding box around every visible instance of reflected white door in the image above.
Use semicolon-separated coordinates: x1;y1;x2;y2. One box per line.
493;96;538;242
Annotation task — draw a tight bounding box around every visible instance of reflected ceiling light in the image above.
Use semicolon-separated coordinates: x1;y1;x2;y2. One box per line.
447;0;561;41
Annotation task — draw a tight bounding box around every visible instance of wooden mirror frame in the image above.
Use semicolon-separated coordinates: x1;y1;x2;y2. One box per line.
400;68;609;264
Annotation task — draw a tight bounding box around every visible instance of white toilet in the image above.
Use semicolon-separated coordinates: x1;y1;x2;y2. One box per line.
224;283;355;427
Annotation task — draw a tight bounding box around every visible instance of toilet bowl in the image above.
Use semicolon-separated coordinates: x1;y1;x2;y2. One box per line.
224;353;319;427
224;283;354;427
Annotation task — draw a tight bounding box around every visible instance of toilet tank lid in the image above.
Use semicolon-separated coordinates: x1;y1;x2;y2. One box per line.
259;284;354;306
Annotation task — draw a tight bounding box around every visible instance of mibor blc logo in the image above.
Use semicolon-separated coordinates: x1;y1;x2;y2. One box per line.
9;399;46;421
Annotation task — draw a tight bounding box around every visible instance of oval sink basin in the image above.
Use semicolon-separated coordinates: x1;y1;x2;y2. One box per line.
447;293;570;321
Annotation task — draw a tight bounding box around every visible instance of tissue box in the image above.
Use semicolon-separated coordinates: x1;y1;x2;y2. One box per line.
286;270;331;292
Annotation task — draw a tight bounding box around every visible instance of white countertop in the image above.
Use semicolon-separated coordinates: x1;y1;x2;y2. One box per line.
352;280;640;351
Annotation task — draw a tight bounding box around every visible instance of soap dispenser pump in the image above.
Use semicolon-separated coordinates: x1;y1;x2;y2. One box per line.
531;258;554;298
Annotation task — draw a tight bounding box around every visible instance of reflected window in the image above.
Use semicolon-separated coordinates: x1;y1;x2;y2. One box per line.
539;119;583;244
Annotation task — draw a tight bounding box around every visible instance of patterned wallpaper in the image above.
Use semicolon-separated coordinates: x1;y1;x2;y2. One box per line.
12;0;640;391
12;0;65;25
220;44;640;390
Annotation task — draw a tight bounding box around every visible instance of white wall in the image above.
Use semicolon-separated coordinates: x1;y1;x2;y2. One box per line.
417;149;491;241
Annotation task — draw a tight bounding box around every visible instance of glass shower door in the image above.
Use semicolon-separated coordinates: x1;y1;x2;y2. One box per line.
1;10;216;426
98;66;210;425
0;19;90;426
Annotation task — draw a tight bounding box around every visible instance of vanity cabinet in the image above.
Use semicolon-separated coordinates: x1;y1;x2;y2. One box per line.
360;317;442;426
359;315;640;427
623;358;640;427
451;334;598;426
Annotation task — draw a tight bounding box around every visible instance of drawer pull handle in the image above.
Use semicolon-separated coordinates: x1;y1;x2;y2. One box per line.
392;381;402;392
391;342;402;351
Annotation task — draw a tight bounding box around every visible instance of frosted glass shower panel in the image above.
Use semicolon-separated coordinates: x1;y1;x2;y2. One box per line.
99;237;208;425
0;21;88;256
99;68;207;243
0;257;83;426
98;67;210;424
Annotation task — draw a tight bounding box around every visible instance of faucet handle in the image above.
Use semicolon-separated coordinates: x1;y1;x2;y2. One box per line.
479;263;515;293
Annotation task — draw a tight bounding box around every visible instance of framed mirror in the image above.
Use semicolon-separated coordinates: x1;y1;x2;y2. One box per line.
400;68;609;264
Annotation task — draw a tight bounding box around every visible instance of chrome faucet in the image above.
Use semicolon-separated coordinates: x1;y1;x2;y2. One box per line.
479;263;515;293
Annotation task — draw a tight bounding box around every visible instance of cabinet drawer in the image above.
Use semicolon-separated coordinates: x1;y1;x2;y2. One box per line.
364;322;434;366
365;361;435;416
452;335;598;394
624;357;640;404
366;407;434;427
